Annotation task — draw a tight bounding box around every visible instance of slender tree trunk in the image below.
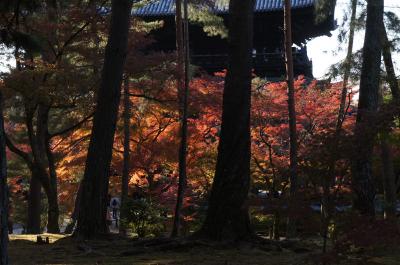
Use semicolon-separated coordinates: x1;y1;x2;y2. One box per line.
46;134;59;229
268;143;280;240
273;211;280;240
120;77;131;235
322;0;358;252
24;80;60;234
382;26;400;100
336;0;358;130
0;91;9;265
380;23;398;220
351;0;384;216
197;0;255;241
30;163;59;233
6;112;42;234
284;0;298;238
380;133;396;219
74;0;133;239
26;174;42;234
64;183;83;234
11;51;43;234
172;0;190;238
45;187;59;233
24;107;45;234
35;104;59;233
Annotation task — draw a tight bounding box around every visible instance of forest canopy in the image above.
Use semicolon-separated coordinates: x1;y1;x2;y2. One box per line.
0;0;399;264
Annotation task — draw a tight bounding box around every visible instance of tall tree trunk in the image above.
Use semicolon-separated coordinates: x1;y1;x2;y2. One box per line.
172;0;190;238
284;0;298;238
351;0;384;216
380;23;398;220
40;0;61;231
197;0;255;241
24;107;46;234
380;133;396;219
382;26;400;100
5;112;42;234
336;0;358;130
11;50;43;234
0;91;9;265
74;0;133;239
120;77;131;235
45;187;59;233
171;0;183;237
322;0;358;252
38;105;60;233
26;173;41;234
33;104;59;233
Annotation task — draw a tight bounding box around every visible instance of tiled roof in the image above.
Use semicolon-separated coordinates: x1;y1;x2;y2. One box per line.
134;0;315;16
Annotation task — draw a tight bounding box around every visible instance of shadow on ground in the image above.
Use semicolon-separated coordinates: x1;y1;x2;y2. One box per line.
8;234;400;265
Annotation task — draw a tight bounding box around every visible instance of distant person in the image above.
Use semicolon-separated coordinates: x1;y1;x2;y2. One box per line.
110;197;120;227
111;198;119;219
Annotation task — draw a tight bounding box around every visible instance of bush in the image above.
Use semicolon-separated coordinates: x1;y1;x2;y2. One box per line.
121;198;167;238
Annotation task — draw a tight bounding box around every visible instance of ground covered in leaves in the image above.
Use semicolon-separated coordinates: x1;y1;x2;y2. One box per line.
8;234;400;265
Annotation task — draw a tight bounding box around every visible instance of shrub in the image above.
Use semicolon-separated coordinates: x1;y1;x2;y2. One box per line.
121;198;167;238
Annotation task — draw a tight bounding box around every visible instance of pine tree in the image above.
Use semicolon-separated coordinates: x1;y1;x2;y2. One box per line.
197;0;255;241
74;0;134;239
351;0;384;216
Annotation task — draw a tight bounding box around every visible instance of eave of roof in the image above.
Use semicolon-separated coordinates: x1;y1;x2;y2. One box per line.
134;0;315;17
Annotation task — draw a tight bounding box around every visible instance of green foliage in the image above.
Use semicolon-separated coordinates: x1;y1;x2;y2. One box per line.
189;7;227;38
314;0;337;23
251;213;274;229
326;49;363;81
327;7;400;82
121;198;167;238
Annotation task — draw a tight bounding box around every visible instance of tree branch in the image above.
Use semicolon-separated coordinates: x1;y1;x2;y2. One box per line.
129;93;175;103
49;113;94;138
5;134;33;168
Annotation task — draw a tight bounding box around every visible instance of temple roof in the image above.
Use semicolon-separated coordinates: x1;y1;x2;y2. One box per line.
134;0;316;17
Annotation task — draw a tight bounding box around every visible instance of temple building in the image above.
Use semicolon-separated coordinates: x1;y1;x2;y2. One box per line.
135;0;336;78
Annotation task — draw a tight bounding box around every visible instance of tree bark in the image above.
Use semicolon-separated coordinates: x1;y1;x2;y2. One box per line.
120;77;131;235
197;0;255;241
74;0;133;239
380;23;398;220
7;103;59;234
27;104;60;233
26;174;41;234
380;134;396;219
172;0;190;238
37;105;60;233
0;91;9;265
5;111;42;234
24;107;45;234
351;0;384;216
284;0;298;238
322;0;358;252
382;26;400;100
8;51;44;234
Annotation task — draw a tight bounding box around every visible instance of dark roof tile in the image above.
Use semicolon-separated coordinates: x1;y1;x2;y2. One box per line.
134;0;315;16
